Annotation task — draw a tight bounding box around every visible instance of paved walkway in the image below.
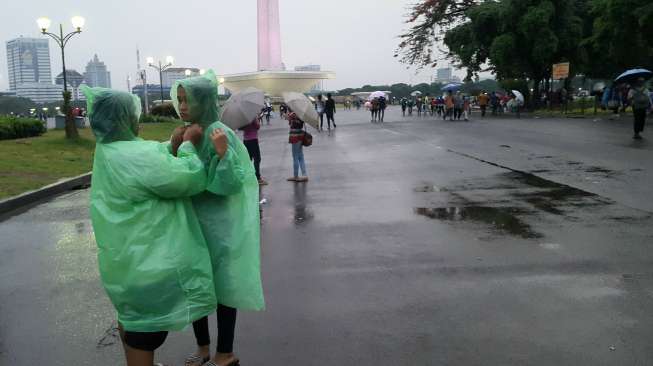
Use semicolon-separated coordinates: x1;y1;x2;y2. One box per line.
1;108;652;365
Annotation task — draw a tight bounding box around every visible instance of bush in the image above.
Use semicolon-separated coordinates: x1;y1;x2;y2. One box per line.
0;117;46;140
150;102;179;118
139;114;179;124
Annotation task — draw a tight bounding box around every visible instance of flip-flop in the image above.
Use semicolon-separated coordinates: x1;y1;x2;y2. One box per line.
202;359;240;366
185;354;211;366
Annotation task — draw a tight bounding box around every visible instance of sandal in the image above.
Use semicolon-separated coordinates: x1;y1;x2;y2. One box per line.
185;354;210;366
202;359;240;366
287;177;297;182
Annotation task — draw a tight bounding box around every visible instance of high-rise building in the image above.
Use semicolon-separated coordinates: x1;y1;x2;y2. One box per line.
55;70;86;101
436;68;452;81
258;0;283;71
84;54;111;88
295;64;323;91
161;67;200;87
6;37;52;90
14;83;63;103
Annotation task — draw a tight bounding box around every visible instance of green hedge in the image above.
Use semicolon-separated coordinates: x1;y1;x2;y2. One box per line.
0;117;46;140
140;114;180;124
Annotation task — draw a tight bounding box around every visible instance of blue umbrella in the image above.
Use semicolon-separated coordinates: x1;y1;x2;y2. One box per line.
614;68;652;84
441;83;463;92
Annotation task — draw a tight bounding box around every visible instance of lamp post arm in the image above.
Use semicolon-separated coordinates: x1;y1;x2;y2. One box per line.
41;32;64;48
62;30;81;48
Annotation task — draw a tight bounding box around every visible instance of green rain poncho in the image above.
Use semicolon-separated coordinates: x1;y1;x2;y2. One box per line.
171;70;264;311
84;86;217;331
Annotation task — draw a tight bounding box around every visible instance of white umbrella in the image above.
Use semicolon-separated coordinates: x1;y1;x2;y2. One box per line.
368;91;386;100
512;90;525;104
411;91;422;96
220;87;265;129
283;92;319;129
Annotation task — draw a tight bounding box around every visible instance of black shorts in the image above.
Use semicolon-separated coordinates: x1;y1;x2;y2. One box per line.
123;330;168;351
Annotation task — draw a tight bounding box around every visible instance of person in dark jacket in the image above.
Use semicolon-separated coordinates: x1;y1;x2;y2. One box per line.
324;93;337;131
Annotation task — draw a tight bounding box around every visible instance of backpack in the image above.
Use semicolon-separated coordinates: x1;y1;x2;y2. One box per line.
632;88;651;109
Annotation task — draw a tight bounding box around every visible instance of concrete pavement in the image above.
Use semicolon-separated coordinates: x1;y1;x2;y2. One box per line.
1;107;652;365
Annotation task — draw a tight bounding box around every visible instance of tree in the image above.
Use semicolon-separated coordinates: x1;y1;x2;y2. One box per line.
395;0;478;69
0;96;36;116
583;0;653;78
440;0;586;107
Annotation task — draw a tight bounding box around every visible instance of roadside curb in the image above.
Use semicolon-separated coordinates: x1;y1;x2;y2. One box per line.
0;172;91;214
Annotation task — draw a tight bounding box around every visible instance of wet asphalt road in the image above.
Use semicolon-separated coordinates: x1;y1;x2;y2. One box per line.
1;107;653;365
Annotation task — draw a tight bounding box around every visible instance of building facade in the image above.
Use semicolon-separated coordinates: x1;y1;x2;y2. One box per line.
84;54;111;88
6;37;52;90
55;70;86;101
161;67;200;87
295;64;323;91
434;67;461;84
14;82;63;103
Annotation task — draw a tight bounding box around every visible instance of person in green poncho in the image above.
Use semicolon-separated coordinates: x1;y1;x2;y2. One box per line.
169;70;264;366
83;86;218;366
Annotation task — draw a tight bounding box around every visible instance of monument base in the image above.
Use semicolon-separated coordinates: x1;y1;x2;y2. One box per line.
222;70;335;98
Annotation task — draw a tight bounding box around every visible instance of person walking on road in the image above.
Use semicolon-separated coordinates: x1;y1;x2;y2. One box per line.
478;91;489;117
453;92;464;120
287;111;308;181
316;94;326;132
444;92;454;120
325;93;337;130
240;116;267;185
628;77;652;140
378;95;387;122
401;98;407;117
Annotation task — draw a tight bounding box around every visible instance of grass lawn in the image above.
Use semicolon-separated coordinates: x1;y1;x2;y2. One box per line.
0;121;183;200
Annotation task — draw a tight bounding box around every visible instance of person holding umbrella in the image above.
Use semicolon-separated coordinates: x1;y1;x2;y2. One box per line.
287;110;308;182
628;77;652;140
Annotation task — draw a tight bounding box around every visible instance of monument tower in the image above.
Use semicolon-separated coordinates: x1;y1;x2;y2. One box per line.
257;0;283;71
222;0;334;97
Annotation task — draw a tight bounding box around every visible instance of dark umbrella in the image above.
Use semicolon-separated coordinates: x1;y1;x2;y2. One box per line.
614;68;652;84
441;83;462;92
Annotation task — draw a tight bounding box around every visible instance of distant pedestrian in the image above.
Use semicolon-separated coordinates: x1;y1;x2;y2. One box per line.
416;97;423;117
490;92;499;115
316;94;326;131
453;92;464;120
240;116;267;185
287;111;308;182
444;92;454;120
401;98;407;116
463;95;471;121
628;77;652;140
325;93;337;130
371;98;380;122
407;98;414;116
478;91;489;117
378;95;387;122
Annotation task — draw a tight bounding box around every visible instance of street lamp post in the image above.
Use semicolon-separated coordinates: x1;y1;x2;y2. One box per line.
37;16;85;139
147;56;174;104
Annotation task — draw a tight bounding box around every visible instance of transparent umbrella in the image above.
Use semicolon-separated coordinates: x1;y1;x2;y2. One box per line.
220;87;265;129
283;92;319;129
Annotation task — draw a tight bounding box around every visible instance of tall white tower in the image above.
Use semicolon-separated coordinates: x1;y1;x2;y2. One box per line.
257;0;283;71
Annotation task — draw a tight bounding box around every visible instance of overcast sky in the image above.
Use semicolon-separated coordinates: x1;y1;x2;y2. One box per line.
0;0;466;91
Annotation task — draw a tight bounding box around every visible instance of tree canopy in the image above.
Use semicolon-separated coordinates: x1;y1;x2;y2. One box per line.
398;0;653;87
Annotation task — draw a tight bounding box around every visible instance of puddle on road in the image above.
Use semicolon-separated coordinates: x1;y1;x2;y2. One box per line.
413;169;619;239
415;206;543;239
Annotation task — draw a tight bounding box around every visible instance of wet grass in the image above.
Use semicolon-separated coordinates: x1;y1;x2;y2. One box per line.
0;121;183;199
